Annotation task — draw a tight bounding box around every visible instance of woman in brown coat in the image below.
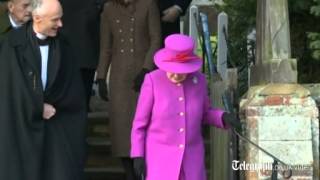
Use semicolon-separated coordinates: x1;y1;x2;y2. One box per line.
96;0;161;179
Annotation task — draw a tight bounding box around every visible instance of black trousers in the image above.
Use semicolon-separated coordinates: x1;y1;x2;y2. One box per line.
122;158;139;180
80;68;95;110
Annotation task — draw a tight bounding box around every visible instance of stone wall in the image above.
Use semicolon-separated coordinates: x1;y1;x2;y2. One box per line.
239;84;319;180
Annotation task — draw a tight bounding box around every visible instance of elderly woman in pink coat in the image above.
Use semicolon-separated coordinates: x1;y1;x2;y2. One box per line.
130;34;239;180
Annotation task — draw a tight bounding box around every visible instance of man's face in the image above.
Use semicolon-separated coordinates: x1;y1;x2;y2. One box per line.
36;4;63;37
8;0;31;25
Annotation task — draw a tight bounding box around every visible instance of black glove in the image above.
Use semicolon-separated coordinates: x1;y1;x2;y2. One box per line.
133;157;146;179
222;112;242;132
96;0;107;12
133;68;149;92
97;79;109;101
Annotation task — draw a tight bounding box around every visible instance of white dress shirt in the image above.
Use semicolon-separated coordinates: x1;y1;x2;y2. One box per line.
8;14;22;29
35;32;49;90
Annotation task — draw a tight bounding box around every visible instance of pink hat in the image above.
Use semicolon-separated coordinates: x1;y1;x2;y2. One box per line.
154;34;202;74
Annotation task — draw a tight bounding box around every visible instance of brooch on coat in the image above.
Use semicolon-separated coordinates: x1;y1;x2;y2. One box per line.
192;76;198;84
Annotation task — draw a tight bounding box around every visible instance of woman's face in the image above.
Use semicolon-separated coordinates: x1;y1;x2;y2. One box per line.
166;72;187;83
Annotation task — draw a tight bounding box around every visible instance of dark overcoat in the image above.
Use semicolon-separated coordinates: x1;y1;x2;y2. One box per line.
59;0;101;69
97;0;161;156
0;23;87;180
158;0;192;39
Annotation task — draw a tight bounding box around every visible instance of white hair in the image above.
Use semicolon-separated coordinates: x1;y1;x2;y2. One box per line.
31;0;43;14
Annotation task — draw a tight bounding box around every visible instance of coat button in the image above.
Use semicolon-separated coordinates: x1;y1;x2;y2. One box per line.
28;71;33;76
192;76;198;84
131;17;135;21
179;144;184;149
119;29;123;33
130;49;134;53
121;39;124;42
179;128;184;132
179;112;184;116
116;19;120;23
130;28;134;32
120;49;124;53
178;97;184;101
130;38;133;42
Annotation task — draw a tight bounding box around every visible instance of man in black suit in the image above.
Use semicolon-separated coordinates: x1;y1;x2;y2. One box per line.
58;0;103;110
158;0;192;40
0;0;87;179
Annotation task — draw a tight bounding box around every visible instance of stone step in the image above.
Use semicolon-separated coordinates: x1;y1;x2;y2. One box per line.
88;112;109;123
87;137;111;147
86;153;122;168
87;111;110;137
85;167;125;180
87;123;109;138
87;137;111;154
85;137;125;180
86;127;212;157
89;96;109;113
85;136;211;179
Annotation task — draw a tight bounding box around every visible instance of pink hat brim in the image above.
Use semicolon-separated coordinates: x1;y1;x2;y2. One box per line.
154;49;203;74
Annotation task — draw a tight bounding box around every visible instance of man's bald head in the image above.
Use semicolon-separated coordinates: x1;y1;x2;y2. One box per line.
32;0;63;37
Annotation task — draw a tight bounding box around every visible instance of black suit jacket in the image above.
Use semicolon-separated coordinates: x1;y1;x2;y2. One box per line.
59;0;102;69
0;23;87;180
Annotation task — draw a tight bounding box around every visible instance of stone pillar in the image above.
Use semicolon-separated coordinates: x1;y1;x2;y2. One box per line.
250;0;297;85
242;0;319;179
189;5;199;52
217;12;228;81
239;84;319;179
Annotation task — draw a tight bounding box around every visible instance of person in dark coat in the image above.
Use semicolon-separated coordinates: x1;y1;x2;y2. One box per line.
158;0;192;40
0;0;87;179
58;0;102;109
0;0;31;41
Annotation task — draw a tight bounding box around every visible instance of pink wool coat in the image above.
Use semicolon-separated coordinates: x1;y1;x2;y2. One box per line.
131;69;228;180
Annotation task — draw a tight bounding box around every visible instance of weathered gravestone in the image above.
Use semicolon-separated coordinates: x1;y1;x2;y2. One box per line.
250;0;297;85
